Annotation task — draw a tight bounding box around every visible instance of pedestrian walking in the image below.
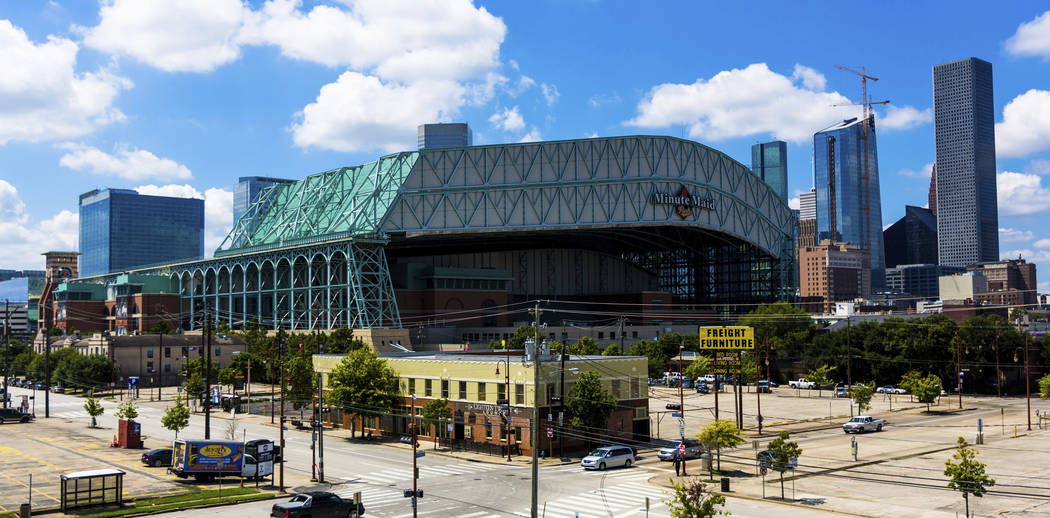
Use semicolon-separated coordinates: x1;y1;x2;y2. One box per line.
673;452;682;476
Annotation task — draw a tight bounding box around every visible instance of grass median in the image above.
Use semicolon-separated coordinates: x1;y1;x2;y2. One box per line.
75;488;274;518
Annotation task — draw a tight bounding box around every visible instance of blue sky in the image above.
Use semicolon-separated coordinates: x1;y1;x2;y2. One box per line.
2;1;1050;288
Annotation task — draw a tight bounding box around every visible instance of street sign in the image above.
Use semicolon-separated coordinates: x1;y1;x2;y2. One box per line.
760;466;768;476
678;444;686;454
671;413;682;418
415;451;425;458
546;427;553;438
698;326;755;350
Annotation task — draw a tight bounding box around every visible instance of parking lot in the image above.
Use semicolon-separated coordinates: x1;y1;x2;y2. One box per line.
0;419;190;513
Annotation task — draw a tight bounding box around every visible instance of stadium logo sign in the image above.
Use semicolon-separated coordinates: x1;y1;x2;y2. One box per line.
652;187;716;219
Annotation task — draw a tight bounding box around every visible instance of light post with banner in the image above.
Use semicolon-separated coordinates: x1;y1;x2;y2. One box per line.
698;326;755;430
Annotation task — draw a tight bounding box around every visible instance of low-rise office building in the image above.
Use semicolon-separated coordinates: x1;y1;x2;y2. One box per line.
313;351;649;457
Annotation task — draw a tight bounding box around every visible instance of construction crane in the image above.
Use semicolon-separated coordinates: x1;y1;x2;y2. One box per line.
833;65;889;268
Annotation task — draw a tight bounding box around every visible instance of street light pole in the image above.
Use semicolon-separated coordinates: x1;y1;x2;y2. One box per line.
495;347;512;462
679;343;686;475
2;298;8;409
411;394;418;518
530;300;542;518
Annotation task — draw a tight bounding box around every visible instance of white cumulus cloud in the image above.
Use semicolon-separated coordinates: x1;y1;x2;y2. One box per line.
541;83;559;106
489;106;525;132
879;105;932;131
240;0;506;82
1005;10;1050;60
1002;248;1050;264
791;64;826;91
1026;158;1050;174
58;143;193;181
519;127;541;143
996;89;1050;158
897;162;934;179
1000;227;1035;243
626;63;854;143
134;184;233;255
0;20;131;145
82;0;246;73
292;72;465;152
1034;238;1050;248
997;171;1050;216
788;196;800;210
0;180;78;268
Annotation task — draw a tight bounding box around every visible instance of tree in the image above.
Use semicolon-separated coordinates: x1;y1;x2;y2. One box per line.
149;321;174;334
325;326;366;354
628;340;668;378
570;336;600;355
1039;374;1050;399
115;400;138;421
420;398;453;446
736;302;815;377
84;390;104;428
666;478;728;518
162;396;191;438
217;366;237;391
848;383;875;414
696;419;744;476
804;364;836;397
566;370;617;448
900;370;923;402
601;344;622;356
1009;307;1027;324
944;437;995;517
183;370;205;405
684;356;711;381
767;431;802;500
327;348;400;438
285;353;316;417
914;374;943;412
507;325;541;350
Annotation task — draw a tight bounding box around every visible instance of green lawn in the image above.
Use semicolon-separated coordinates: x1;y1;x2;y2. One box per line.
75;488;274;518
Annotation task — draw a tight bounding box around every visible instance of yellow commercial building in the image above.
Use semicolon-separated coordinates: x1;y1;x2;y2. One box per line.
313;351;650;457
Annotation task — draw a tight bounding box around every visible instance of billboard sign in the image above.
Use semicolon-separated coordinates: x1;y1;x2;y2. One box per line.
698;326;754;350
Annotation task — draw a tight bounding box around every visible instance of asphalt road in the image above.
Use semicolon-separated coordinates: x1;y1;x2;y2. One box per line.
0;386;858;517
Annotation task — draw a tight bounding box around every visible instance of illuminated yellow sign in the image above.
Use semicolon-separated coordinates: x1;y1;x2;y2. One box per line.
698;326;754;349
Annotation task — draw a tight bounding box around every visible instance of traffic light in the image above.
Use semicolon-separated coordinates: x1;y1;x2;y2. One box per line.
403;489;424;498
414;467;419;479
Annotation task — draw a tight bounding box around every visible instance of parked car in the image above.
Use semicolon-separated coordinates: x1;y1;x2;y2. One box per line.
271;491;364;518
581;446;635;470
843;416;884;433
756;380;771;393
51;385;65;393
788;378;816;389
695;382;709;394
681;377;694;389
33;382;45;390
0;408;33;424
834;386;848;398
877;385;907;394
702;374;717;383
141;448;173;467
657;438;703;460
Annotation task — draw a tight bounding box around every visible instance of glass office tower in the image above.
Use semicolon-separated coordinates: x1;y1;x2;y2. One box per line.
417;123;472;150
933;57;998;267
79;188;204;277
751;140;788;202
814;116;886;289
233;176;296;224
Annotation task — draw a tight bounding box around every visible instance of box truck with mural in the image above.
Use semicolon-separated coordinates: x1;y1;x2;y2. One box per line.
170;439;258;481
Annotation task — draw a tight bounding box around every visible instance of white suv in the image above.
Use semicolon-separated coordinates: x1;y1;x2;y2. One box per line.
581;446;635;471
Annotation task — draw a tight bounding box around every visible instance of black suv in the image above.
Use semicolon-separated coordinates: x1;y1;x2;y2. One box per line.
0;408;33;424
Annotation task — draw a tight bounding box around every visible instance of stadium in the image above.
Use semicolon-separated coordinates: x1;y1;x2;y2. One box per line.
149;135;795;333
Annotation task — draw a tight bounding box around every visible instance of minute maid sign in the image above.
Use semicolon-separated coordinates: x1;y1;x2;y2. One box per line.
652;186;716;219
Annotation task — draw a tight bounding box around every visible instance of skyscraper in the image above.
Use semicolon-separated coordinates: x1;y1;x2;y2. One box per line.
417;123;472;150
933;57;999;267
751;140;788;202
233;176;296;224
798;188;817;247
814;116;886;289
79;188;204;277
883;205;938;268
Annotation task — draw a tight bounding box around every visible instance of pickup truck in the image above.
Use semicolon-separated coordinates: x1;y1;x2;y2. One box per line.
271;491;364;518
788;378;816;389
843;415;884;433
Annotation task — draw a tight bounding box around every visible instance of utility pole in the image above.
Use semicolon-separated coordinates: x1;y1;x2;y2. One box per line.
411;394;418;518
279;337;286;493
846;315;852;388
679;343;686;475
2;299;8;409
317;371;325;483
157;331;163;402
530;300;543;518
44;335;50;418
204;305;212;440
618;316;626;354
955;336;963;410
558;348;566;459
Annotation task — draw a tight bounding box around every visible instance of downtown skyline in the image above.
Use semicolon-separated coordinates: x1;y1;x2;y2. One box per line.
1;1;1050;289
